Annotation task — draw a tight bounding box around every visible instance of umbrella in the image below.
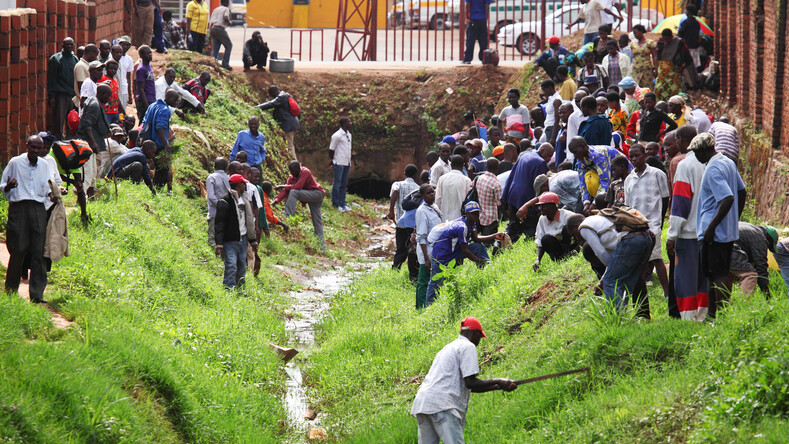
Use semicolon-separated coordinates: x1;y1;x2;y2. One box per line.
652;14;714;36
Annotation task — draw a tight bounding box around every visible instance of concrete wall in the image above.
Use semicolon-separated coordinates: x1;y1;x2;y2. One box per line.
246;0;385;29
0;0;131;161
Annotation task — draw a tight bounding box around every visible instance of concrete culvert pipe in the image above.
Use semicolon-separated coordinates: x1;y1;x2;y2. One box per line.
270;58;295;73
346;178;394;200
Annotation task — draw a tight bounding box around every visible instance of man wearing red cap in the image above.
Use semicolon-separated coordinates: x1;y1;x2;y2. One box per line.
533;192;583;271
534;35;570;78
411;316;517;442
214;173;257;289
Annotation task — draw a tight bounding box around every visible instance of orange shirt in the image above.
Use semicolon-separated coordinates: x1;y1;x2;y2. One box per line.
263;193;279;225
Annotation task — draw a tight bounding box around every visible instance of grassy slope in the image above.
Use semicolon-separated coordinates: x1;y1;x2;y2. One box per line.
0;52;380;442
309;238;789;443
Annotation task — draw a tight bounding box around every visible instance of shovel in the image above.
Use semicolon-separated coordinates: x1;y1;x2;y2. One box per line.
269;343;299;363
514;367;590;386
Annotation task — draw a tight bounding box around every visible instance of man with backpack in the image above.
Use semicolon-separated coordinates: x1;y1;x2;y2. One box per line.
140;89;181;193
256;85;301;160
571;208;653;316
75;83;112;199
388;164;420;281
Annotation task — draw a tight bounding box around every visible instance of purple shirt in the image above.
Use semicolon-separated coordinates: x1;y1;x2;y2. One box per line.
135;63;156;102
501;151;548;208
428;218;472;263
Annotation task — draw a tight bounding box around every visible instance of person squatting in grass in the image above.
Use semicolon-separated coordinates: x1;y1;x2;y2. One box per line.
424;201;505;306
106;140;158;196
214;173;256;290
532;192;581;271
273;161;326;251
411;316;517;443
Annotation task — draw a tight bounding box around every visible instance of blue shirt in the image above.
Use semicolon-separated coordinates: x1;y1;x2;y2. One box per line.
107;147;153;187
397;208;417;229
578;114;613;146
428;218;472;263
230;129;266;166
697;153;745;243
464;0;492;20
501;151;548;208
470;154;486;175
142;99;172;149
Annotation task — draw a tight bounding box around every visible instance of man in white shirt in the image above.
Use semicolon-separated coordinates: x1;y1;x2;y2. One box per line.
1;135;54;303
411;317;516;442
155;68;201;116
208;0;233;70
498;88;531;140
624;144;670;299
436;155;472;221
329;117;353;212
566;90;588;161
430;143;452;186
118;37;135;112
567;0;621;45
533;192;582;271
598;0;622;26
79;61;104;113
541;79;565;143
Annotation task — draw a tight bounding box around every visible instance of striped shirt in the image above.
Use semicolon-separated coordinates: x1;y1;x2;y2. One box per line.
709;122;739;162
390;177;419;223
475;172;502;226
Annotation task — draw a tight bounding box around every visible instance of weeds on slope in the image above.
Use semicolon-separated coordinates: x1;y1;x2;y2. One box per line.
308;236;789;442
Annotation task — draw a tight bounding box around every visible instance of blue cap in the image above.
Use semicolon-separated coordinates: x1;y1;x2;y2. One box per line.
464;201;481;213
618;76;636;89
441;135;457;144
584;75;599;84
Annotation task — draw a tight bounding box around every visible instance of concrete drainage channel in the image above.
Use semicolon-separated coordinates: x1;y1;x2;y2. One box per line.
276;220;393;442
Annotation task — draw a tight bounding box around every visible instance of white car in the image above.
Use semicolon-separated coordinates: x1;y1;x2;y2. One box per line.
387;0;461;30
497;5;654;55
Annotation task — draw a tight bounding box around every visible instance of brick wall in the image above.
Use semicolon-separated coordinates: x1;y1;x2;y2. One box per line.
711;0;788;151
0;0;130;161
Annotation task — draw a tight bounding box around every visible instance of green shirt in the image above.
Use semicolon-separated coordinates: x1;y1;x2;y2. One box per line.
47;51;79;96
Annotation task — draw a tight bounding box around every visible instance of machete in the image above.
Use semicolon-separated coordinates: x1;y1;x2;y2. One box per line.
514;367;590;386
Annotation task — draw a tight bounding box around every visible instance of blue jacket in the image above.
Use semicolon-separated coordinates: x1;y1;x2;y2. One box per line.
578;114;613;146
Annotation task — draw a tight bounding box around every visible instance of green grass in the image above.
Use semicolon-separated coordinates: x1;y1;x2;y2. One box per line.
307;236;789;443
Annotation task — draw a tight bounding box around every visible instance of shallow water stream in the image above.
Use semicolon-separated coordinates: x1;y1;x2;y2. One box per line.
279;219;393;441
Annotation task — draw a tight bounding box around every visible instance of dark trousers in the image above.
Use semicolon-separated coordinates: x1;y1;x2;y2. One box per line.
478;221;499;246
50;93;74;140
115;161;144;183
190;31;206;53
583;242;606;279
463;19;489;62
541;229;573;261
5;201;47;301
244;49;269;69
667;251;680;318
506;205;538;243
393;227;419;281
153;7;165;52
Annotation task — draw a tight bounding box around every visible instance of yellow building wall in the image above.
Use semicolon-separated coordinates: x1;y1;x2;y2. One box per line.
247;0;385;29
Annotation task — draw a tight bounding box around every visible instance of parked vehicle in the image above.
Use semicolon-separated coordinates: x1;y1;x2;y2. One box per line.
387;0;460;30
230;0;247;25
497;4;654;55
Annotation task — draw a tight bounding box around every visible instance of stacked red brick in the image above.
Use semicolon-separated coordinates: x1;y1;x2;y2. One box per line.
708;0;789;150
0;0;129;161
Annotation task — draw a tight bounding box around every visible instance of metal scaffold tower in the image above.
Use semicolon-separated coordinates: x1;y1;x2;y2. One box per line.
334;0;378;61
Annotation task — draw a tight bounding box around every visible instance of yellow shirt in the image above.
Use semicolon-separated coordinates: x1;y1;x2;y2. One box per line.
186;0;209;34
558;78;577;101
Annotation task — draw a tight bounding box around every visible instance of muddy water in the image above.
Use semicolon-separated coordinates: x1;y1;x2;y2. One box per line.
280;221;393;440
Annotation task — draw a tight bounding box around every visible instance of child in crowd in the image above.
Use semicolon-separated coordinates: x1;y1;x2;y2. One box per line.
605;154;630;208
260;181;290;237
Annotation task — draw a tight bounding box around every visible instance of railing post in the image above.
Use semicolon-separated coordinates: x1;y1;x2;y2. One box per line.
458;1;465;61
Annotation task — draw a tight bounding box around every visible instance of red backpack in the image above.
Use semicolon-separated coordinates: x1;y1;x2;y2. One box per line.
287;95;301;117
52;140;93;171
